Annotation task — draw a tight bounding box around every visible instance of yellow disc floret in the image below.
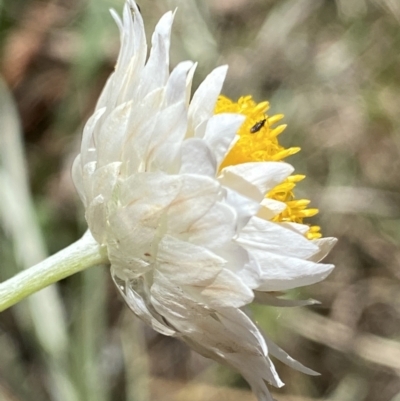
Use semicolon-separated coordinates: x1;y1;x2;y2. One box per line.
215;95;321;240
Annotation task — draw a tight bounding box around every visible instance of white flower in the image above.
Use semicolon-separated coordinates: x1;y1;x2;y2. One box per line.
72;1;336;400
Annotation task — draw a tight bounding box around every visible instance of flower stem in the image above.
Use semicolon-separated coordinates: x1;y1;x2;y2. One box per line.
0;231;109;312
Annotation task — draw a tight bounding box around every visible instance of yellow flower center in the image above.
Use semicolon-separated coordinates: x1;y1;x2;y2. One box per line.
215;95;321;240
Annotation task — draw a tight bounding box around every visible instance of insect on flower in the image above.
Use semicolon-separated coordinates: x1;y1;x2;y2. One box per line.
250;118;267;133
72;1;336;400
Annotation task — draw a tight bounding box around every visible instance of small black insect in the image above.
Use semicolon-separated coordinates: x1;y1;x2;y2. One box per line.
250;118;266;133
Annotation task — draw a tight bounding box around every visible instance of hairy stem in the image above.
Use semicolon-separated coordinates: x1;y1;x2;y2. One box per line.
0;231;109;312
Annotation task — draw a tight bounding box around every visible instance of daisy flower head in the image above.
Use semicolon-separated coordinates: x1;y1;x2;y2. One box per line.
72;1;336;400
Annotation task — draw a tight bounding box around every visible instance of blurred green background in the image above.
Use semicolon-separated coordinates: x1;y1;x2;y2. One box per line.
1;0;400;400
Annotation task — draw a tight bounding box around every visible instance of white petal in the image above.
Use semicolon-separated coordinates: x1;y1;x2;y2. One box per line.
156;235;225;285
118;171;182;207
81;161;97;201
219;162;293;203
188;65;228;135
309;237;338;262
217;308;267;355
214;241;263;290
90;162;122;201
223;352;284;390
109;2;146;107
257;198;287;220
135;11;174;100
185;62;197;107
193;268;254;308
216;309;284;392
71;155;85;206
116;1;145;72
179;138;217;177
120;2;147;98
106;173;183;257
85;163;122;242
81;108;105;166
108;245;151;277
86;195;107;243
223;187;261;232
239;216;319;259
280;221;310;235
150;275;284;401
164;61;194;107
203;113;245;167
95;71;115;111
150;271;211;322
250;250;334;291
166;174;220;234
187;202;237;249
112;267;176;336
121;88;164;173
146;101;188;172
215;243;250;273
150;279;282;391
96;102;132;166
264;334;320;376
107;205;161;259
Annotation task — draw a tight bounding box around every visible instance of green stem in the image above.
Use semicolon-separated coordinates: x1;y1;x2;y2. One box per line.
0;231;109;312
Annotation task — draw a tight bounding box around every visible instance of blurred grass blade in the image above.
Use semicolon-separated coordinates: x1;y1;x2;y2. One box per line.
121;311;151;401
70;268;109;401
0;77;78;401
